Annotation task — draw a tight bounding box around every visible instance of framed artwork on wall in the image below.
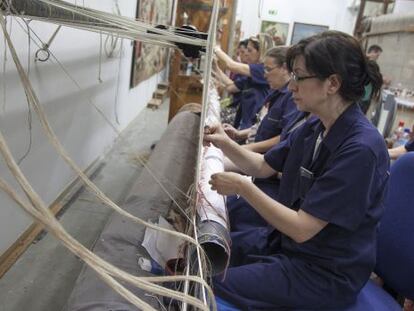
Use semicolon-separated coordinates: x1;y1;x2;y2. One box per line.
291;22;329;45
130;0;175;88
260;20;289;46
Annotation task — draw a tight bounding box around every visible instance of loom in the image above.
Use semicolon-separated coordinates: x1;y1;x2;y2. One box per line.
0;0;229;310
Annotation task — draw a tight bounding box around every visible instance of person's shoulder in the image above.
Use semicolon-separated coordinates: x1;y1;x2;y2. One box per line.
342;118;389;166
249;63;264;71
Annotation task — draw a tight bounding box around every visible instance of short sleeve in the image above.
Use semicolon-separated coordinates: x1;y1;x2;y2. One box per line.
301;144;381;230
405;139;414;152
264;136;291;172
249;64;268;85
233;76;247;91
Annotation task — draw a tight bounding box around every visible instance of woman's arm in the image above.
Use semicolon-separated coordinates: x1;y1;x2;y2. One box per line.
215;46;251;77
209;173;327;243
214;63;241;93
243;135;281;153
223;157;244;173
388;145;407;160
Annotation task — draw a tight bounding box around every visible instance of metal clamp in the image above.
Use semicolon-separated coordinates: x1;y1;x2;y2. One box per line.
35;25;61;62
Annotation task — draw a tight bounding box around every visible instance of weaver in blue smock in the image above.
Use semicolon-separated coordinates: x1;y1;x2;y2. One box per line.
388;137;414;160
223;47;298;232
218;40;249;125
228;110;311;264
204;31;389;310
215;37;270;130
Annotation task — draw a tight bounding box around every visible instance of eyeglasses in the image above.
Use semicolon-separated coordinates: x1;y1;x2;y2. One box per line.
290;72;318;82
264;66;279;74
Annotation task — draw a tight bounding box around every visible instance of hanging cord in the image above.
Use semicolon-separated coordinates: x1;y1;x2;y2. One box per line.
186;1;221;308
11;15;202;234
0;3;222;308
104;0;120;58
12;16;120;135
258;0;264;18
17;19;33;165
0;174;215;311
0;9;200;249
1;14;219;296
98;31;103;82
32;0;207;48
113;38;123;125
0;18;216;306
2;13;11;114
35;25;61;62
104;31;119;58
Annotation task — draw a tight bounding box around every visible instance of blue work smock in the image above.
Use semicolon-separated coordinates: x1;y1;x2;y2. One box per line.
254;84;297;143
214;104;390;310
230;74;246;109
228;111;310;266
233;63;270;130
228;91;298;233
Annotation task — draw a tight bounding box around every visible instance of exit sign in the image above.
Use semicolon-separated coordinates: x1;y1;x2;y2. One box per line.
268;9;278;16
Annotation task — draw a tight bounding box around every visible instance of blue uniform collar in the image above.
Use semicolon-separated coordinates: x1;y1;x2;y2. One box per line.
278;82;290;94
282;82;290;93
265;83;290;105
270;82;290;95
318;103;362;153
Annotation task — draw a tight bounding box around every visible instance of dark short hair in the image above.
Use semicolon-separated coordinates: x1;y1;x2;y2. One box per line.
286;31;383;102
248;36;260;51
238;39;248;49
265;46;288;66
367;44;383;53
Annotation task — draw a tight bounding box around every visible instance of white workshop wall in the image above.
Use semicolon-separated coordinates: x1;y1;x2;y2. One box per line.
394;0;414;13
0;0;167;256
236;0;358;43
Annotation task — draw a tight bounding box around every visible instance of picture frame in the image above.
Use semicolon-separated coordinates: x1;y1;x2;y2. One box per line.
260;20;289;46
130;0;175;88
291;22;329;45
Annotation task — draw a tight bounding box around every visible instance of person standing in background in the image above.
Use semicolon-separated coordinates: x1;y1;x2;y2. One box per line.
366;44;383;61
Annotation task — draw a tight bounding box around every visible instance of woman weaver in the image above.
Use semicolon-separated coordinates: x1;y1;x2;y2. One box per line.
215;36;270;130
204;31;389;310
223;46;298;232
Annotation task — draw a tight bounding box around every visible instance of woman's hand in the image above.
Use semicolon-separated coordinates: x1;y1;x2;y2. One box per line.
213;45;222;54
223;123;239;141
404;299;414;311
203;123;230;148
209;172;248;196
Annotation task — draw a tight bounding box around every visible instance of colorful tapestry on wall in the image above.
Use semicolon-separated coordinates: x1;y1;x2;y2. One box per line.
130;0;174;88
260;21;289;46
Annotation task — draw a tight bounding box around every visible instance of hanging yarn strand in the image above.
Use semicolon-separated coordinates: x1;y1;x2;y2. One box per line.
98;30;103;82
184;1;221;309
0;10;198;247
5;0;208;48
10;16;121;135
0;170;215;311
0;1;224;309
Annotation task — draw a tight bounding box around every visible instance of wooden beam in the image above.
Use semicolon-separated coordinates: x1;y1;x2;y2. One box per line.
0;202;63;278
383;0;390;14
366;0;394;3
363;27;414;38
354;0;367;37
